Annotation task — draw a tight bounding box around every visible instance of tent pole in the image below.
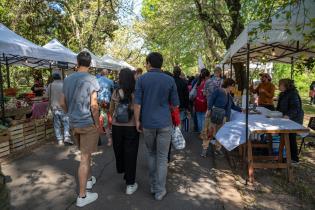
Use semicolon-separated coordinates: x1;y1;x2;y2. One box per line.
290;57;294;80
230;58;233;78
0;62;5;123
222;64;225;78
5;57;10;88
62;68;65;80
245;43;250;184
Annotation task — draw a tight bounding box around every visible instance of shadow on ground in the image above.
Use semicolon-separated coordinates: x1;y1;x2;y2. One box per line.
2;132;315;210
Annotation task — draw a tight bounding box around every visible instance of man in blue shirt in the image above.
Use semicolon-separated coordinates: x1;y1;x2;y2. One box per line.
97;69;114;146
134;52;179;201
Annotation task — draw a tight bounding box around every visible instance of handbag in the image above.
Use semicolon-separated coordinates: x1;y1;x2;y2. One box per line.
210;91;229;125
171;126;186;150
189;84;197;101
210;107;226;125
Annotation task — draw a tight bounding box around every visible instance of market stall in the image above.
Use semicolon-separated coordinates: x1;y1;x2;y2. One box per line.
0;24;72;159
219;0;315;183
216;107;309;182
102;55;123;70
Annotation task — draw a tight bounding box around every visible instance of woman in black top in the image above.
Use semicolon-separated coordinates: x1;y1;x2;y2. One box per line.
276;79;304;163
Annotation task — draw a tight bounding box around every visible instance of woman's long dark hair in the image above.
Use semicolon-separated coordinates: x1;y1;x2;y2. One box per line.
197;68;210;86
119;68;135;101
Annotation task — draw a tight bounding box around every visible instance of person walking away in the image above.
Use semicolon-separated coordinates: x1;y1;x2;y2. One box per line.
277;79;304;163
97;69;114;146
47;73;71;145
193;68;210;133
173;66;190;129
135;68;143;80
309;81;315;105
60;51;100;207
109;68;140;195
251;73;275;110
200;67;223;157
134;52;179;201
202;78;243;157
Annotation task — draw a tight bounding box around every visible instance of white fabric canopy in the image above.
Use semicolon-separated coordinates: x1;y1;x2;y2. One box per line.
102;55;122;70
0;24;77;67
221;0;315;64
81;48;112;69
43;39;77;66
119;60;135;70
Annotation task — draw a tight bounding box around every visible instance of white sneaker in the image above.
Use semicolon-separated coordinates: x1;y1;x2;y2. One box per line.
86;176;96;190
126;182;138;195
57;140;64;146
76;192;98;207
64;138;74;145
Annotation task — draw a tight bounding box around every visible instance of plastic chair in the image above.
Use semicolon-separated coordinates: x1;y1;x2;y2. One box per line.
299;117;315;155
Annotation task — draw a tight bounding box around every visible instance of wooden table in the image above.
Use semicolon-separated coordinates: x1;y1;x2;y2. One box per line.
247;128;309;183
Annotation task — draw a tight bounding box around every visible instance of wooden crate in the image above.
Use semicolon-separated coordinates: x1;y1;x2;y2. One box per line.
36;131;46;142
8;124;25;152
0;133;10;158
24;133;37;147
35;119;45;127
45;128;54;140
23;121;36;136
45;119;53;129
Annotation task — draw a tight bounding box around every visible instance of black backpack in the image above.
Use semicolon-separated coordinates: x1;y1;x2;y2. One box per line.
115;90;133;123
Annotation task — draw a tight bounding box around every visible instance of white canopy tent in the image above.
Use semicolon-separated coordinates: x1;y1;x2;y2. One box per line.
119;60;135;70
81;48;113;69
0;24;77;68
218;0;315;172
43;39;77;67
221;0;315;65
102;55;122;70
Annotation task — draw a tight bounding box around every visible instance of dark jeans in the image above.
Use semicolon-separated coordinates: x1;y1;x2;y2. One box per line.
112;125;139;185
289;133;299;162
260;104;275;111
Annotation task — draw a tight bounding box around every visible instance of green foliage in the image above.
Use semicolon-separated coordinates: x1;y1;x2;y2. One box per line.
140;0;295;75
0;0;119;54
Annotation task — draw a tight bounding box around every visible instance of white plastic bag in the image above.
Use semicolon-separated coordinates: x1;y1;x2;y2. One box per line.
171;126;186;150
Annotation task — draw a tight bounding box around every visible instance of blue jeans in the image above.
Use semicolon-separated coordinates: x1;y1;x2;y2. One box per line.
53;109;70;141
143;126;172;195
196;112;205;133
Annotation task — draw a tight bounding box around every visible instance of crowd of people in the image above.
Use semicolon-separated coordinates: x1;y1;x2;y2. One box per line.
46;51;305;207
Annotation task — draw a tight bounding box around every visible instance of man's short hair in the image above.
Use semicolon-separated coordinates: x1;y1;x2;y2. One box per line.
77;51;91;67
146;52;163;69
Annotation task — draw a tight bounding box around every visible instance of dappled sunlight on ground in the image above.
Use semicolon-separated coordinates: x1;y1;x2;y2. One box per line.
1;132;314;210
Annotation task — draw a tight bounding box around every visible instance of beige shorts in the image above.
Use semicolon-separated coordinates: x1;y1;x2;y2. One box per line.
73;126;99;154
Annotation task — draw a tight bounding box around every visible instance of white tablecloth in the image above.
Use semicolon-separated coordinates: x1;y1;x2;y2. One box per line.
216;111;308;151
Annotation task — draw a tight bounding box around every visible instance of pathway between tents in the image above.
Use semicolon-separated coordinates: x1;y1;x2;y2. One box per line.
2;132;244;210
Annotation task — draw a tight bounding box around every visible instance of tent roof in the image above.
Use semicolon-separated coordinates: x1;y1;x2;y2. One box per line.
119;60;135;70
81;48;112;69
102;55;122;70
0;24;76;68
221;0;315;65
43;39;77;65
